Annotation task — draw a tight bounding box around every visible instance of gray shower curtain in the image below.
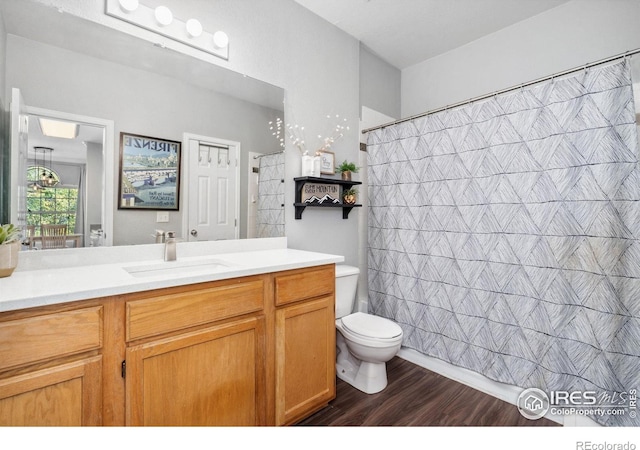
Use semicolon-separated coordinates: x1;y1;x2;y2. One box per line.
366;60;640;426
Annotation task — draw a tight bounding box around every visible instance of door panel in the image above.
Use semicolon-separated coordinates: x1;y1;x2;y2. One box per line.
126;317;265;426
217;175;228;224
0;356;103;426
275;296;336;425
197;176;210;226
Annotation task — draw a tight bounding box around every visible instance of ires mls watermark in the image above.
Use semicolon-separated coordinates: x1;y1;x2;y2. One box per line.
516;387;638;420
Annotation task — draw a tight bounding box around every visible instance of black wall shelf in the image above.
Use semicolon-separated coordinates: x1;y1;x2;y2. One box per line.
294;176;362;219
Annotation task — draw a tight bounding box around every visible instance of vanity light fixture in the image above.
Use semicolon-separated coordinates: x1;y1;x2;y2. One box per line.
186;18;203;38
38;118;79;140
212;31;229;49
154;6;173;26
118;0;138;13
105;0;229;60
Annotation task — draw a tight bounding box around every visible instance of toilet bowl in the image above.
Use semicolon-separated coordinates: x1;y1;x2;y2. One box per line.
335;265;403;394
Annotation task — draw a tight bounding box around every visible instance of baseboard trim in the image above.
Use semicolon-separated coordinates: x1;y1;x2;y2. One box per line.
397;347;599;427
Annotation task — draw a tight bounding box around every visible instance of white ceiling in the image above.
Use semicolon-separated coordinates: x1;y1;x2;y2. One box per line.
27;116;104;165
294;0;571;69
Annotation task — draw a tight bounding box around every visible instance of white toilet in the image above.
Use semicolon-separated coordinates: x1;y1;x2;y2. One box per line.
335;265;403;394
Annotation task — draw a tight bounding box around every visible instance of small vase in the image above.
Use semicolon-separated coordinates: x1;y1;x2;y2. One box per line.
301;151;313;176
0;241;20;278
341;171;352;181
312;154;321;177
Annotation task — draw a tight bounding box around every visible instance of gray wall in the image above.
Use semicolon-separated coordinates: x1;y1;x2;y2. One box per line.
86;141;102;241
359;44;401;120
0;6;5;104
0;7;7;224
6;34;282;245
401;0;640;117
25;0;362;266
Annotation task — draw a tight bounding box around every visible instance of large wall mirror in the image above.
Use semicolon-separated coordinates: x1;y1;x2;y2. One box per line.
1;0;285;248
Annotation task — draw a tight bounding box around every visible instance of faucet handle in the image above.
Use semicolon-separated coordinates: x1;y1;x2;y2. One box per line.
166;231;176;239
153;230;166;243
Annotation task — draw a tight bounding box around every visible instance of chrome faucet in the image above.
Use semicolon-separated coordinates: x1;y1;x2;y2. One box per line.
164;231;177;261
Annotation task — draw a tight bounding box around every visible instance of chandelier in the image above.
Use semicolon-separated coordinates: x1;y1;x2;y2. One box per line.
31;146;58;190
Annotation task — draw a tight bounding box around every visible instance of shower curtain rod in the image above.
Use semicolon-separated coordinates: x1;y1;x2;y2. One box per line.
253;150;284;159
362;47;640;134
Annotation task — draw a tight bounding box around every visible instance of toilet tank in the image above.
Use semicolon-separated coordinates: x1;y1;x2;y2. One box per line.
335;265;360;319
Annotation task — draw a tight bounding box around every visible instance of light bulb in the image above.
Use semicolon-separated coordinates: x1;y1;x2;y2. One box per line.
155;6;173;26
186;18;203;38
213;31;229;49
118;0;138;13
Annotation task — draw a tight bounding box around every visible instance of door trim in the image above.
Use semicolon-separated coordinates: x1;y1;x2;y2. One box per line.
10;93;115;246
27;107;115;247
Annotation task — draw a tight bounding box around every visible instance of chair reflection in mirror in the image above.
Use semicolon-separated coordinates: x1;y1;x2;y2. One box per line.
22;225;36;250
41;224;68;249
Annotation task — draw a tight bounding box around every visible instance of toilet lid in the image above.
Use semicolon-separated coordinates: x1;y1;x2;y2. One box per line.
341;312;402;340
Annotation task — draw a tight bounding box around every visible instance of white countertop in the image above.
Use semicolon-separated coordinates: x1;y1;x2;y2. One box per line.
0;238;344;313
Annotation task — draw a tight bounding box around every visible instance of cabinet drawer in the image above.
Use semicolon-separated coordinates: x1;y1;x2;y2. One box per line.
274;265;334;306
0;306;103;371
126;276;265;341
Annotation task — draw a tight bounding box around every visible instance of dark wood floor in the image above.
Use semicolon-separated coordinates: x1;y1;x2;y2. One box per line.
298;357;559;426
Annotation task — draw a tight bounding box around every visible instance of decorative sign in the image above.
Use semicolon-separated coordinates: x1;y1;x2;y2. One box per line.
318;150;335;175
118;132;181;210
301;183;341;204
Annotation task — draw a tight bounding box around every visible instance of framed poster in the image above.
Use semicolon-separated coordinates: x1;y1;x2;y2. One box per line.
118;132;181;210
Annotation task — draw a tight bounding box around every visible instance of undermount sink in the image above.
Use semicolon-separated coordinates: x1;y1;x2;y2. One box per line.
123;257;233;278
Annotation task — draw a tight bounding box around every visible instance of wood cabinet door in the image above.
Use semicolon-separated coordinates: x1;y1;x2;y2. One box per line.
275;295;335;425
0;356;103;426
126;316;265;426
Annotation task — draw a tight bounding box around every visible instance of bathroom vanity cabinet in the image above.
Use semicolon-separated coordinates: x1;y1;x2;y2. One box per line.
0;264;336;426
124;275;268;426
274;266;336;425
0;300;116;425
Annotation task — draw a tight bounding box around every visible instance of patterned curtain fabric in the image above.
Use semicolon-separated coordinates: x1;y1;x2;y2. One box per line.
257;152;285;238
366;60;640;426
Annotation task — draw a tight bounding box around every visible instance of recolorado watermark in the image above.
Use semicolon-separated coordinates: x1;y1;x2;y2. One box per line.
516;387;637;420
576;442;636;450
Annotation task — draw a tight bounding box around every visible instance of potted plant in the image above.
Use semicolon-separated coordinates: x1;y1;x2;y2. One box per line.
343;188;358;205
336;160;359;181
0;224;21;278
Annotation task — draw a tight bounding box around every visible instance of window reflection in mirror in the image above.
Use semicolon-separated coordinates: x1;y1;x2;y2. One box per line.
26;166;78;240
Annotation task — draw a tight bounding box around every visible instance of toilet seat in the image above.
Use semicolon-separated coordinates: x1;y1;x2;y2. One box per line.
340;312;402;342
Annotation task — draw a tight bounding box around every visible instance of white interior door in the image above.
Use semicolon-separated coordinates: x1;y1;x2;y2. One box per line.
9;88;28;228
186;137;239;241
